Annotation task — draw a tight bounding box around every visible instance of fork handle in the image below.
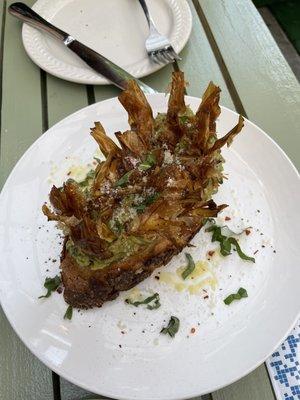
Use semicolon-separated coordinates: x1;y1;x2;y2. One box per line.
138;0;158;31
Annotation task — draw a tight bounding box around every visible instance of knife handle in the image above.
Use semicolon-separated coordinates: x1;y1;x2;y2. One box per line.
9;2;69;42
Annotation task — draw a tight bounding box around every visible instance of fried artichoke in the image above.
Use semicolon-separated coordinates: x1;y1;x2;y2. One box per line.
43;71;244;308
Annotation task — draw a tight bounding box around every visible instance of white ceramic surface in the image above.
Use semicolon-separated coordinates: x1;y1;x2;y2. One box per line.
22;0;192;84
0;94;299;400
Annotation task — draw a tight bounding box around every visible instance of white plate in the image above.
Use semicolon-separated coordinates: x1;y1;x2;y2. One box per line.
0;94;299;400
22;0;192;84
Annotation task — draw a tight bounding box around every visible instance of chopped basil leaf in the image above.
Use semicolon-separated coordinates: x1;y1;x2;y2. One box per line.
139;153;156;171
224;287;248;305
64;305;73;320
205;222;255;263
125;293;161;310
161;316;180;338
181;253;195;280
134;192;160;214
38;275;61;299
228;238;255;262
114;170;133;187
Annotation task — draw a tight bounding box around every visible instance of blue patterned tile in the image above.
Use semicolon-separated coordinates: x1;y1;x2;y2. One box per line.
267;319;300;400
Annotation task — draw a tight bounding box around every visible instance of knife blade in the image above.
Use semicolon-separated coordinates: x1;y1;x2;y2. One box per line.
9;2;157;94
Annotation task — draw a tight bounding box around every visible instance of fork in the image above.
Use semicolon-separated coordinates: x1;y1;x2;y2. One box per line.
138;0;181;64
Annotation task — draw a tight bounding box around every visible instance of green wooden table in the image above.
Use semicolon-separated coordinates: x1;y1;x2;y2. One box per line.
0;0;299;399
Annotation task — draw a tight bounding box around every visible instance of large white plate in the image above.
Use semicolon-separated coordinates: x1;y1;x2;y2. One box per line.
22;0;192;84
0;94;299;400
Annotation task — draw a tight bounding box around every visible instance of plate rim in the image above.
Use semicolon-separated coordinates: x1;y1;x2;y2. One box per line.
21;0;193;85
0;93;299;399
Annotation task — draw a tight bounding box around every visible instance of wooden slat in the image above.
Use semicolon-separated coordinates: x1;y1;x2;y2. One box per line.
180;0;235;109
212;365;275;400
0;0;43;187
46;74;88;127
196;0;300;168
0;1;53;398
44;72;91;399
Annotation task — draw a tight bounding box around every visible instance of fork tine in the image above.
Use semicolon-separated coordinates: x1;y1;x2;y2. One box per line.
163;49;175;63
150;52;161;64
169;47;182;61
157;52;168;65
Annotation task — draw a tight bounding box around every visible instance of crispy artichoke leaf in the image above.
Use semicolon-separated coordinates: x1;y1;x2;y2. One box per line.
49;180;86;218
209;115;244;153
115;130;147;156
167;71;186;122
195;81;221;150
118;80;154;147
90;122;121;158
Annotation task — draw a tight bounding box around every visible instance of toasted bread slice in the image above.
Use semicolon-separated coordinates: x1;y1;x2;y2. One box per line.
43;71;244;309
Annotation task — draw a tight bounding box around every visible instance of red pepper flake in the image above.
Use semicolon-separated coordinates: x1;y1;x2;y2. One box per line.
225;216;231;221
204;295;209;299
208;250;215;257
245;229;251;236
190;327;196;334
254;250;259;255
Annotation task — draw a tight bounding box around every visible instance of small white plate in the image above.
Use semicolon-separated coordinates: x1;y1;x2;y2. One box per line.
22;0;192;84
0;94;299;400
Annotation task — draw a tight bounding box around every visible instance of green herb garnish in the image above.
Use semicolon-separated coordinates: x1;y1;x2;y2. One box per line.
114;170;133;187
160;316;180;338
139;153;156;171
78;169;96;188
125;293;161;310
181;253;195;280
115;220;123;234
134;192;160;213
38;275;61;299
179;115;189;124
224;287;248;305
205;223;255;262
64;305;73;320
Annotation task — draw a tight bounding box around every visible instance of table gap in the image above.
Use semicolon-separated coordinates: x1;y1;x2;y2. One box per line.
52;371;62;400
40;69;49;132
191;0;247;117
0;0;7;150
86;84;96;105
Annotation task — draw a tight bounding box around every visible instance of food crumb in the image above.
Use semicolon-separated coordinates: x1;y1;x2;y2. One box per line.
204;295;209;299
121;331;125;335
245;229;251;236
208;250;215;257
119;344;122;348
273;250;276;253
261;245;265;248
225;216;231;221
154;276;160;280
254;250;259;255
257;209;261;213
190;327;196;334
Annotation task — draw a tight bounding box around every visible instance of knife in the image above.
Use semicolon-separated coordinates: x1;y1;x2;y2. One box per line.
9;2;157;94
